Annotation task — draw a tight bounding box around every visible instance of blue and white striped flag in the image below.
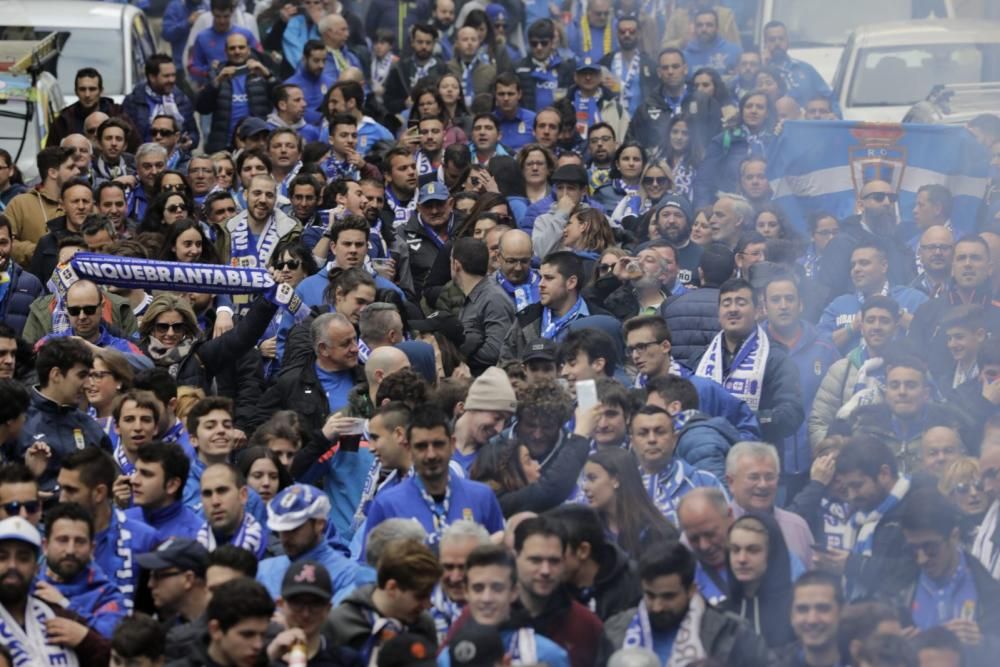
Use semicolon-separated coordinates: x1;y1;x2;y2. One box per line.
767;120;990;236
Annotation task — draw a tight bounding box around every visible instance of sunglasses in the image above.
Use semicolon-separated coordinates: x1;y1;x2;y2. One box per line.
863;192;898;203
643;176;670;186
154;321;186;335
67;304;99;317
274;259;301;271
529;39;551;48
212;206;237;216
597;263;616;274
166;204;189;214
2;500;40;515
151;128;177;138
952;480;985;496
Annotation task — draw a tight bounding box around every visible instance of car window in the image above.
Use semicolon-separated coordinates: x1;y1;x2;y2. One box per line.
848;43;1000;106
131;14;157;86
0;26;125;96
769;0;938;46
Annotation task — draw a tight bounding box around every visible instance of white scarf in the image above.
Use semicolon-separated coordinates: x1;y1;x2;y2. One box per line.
852;476;910;558
972;499;1000;579
622;594;707;667
695;325;769;412
0;598;80;667
228;210;282;268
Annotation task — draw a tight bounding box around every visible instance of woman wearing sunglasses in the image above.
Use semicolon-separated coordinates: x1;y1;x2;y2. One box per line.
940;457;990;549
139;190;195;234
258;240;318;381
611;159;673;232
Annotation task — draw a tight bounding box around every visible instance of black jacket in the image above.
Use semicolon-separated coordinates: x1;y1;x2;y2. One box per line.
196;68;274;152
29;216;75;287
818;216;917;298
397;211;453;297
660;287;721;366
499;298;612;363
569;542;642;622
0;262;43;337
627;85;691;152
844;487;919;603
382;57;451;115
515;53;576;110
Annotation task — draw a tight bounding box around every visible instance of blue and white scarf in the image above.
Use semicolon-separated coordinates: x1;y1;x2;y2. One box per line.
0;597;80;667
411;57;439;87
622;595;706;667
695;325;769;412
352;461;405;534
540;297;589;340
528;53;562;109
495;269;541;312
507;628;540;664
321;153;360;182
430;585;464;644
228;211;284;269
642;461;688;525
107;508;139;610
145;85;182;128
113;443;135;476
414;475;452;545
196;512;265;557
610;51;641;113
386;187;416;230
633;358;684;388
671;159;694;200
852;476;910;557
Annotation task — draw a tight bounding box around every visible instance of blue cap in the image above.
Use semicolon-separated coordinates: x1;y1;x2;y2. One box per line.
576;57;601;73
267;484;332;532
485;3;506;24
417;181;450;205
238;117;271;139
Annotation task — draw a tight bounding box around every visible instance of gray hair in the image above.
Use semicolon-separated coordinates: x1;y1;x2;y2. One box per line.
725;441;780;477
677;486;729;518
318;12;346;34
717;192;754;224
440;519;491;548
311;312;353;352
359;302;402;345
364;518;428;567
608;649;662;667
135;142;167;162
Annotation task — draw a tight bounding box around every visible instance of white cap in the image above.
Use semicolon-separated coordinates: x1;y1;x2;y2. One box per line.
0;516;41;549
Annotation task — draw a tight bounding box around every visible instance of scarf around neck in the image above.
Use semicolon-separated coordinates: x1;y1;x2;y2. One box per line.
495;269;541;311
197;511;264;557
695;325;769;411
147;337;195;378
623;594;706;666
0;597;80;667
852;476;910;557
972;500;1000;580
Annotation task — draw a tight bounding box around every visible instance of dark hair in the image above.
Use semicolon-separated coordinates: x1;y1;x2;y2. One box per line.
144;54;173;79
623;314;672;344
837;602;900;660
208;544;259;578
36;337;92;389
807;210;838;235
186;396;234;436
74;67;104;91
470;438;531;494
793;570;844;607
488;156;526;199
718;277;756;304
454;192;509;239
376;367;432;406
327;214;370;244
452;237;489;276
140;190;195;234
860;294;900;320
44;502;94;540
406;405;452;443
899;488;960;538
326;266;376;304
136;441;191;502
62;446;117;494
236;148;272;180
111;613;166;661
133;367;177;404
465;544;517;584
835;435;897;479
917;184;953;219
638;539;696;587
411;22;439;40
540;251;585;290
545;504;605;553
513;515;565;553
60;177;93;200
912;626;962;659
206;578;275;632
158;218;221;263
236;446;293;493
269;238;319;276
558;328;617;376
96;117;131;143
494;71;521;92
0;379;29;426
646;374;699;411
330;112;359;134
857;633;916;667
95;180;128;205
37;147;75;182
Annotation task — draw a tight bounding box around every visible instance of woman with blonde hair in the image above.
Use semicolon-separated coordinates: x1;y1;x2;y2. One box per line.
939;456;989;547
611;159;673;229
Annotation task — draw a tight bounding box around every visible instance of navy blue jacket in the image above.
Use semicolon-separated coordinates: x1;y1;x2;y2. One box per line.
121;82;200;146
675;410;742;481
660;287;721;366
0;262;43;336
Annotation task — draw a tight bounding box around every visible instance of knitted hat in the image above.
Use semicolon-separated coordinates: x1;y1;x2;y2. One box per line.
463;367;517;413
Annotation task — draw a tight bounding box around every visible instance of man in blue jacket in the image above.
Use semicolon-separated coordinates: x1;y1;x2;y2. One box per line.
162;0;208;74
762;21;836;109
258;484;375;602
362;407;504;553
37;502;126;639
125;441;203;542
121;54;200;147
682;8;741;74
284;39;336;127
0;218;43;337
762;273;840;500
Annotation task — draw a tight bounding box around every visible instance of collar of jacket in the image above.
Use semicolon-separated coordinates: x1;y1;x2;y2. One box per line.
30;386;77;413
143;499;187;526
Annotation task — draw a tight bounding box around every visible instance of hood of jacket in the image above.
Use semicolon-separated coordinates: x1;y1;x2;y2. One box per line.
678;410;742;442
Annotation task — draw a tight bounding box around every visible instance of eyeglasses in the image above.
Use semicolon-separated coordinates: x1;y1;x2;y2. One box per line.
166;204;189;214
625;340;662;356
529;39;551;48
919;243;953;253
597;262;616;274
211;206;237;216
643;176;670;186
88;370;115;381
150;128;177;138
154;321;186;335
952;480;985;496
501;256;531;266
66;304;99;317
905;538;945;559
863;192;898;203
149;569;185;582
274;259;301;271
1;500;40;515
496;214;514;226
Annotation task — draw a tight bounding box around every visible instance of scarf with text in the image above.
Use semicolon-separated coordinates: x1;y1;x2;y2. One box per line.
229;210;283;268
622;594;706;667
0;597;79;667
695;325;769;411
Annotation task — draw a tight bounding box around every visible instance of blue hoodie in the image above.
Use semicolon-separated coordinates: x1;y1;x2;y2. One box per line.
94;508;159;610
162;0;207;70
675;410;743;481
284;64;336;127
39;561;127;638
682;35;742;73
258;539;375;604
438;627;569;667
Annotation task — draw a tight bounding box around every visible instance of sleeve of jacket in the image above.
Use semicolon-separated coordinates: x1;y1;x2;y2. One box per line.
161;2;190;47
677;426;730;481
464;294;515;370
195;81;220;114
808;361;847;448
499;434;590;516
786;480;829;539
282;16;307;69
280;318;316;376
51;604;111;667
70;584;127;640
531;209;569;257
692;137;723;210
177;92;201;148
758;352;805;440
499;317;527;364
194;298;278;376
231;351;265;433
383;63;410;115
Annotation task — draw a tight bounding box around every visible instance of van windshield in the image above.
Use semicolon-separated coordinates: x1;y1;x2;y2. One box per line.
771;0;939;46
0;26;125;96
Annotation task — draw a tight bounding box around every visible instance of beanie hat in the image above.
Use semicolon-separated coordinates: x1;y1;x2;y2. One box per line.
463;367;517;413
656;193;694;223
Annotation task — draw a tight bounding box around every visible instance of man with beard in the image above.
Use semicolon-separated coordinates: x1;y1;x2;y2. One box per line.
383;147;419;231
431;520;491;643
50;68;134;150
384;24;451;116
452;367;517;474
0;515;111;666
650;194;702;280
92;118;136;185
37;502;126;639
600;15;657;116
517;19;576;111
604;539;769;666
285;174;322;228
439;544;570;666
910;225;954;298
284;40;337;127
431;0;456;58
95;183;135;242
592;242;685;320
265;85;316;143
226;174;300;271
416;116;447;180
681;8;741;74
819;181;917;297
585;123;617;193
363;407;504;547
122;54;199;148
761;21;834;108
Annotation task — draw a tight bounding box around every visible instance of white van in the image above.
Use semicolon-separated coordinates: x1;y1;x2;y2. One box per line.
0;0;157;105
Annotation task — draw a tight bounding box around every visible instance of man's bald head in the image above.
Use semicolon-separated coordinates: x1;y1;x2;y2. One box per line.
365;346;411;387
225;32;251;65
66;280;100;303
84;112;110;144
498;229;533;283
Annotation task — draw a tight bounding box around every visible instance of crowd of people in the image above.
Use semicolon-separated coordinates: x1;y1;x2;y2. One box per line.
0;0;999;665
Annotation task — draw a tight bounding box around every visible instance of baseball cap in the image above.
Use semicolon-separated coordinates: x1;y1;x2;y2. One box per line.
0;516;41;550
378;633;437;667
484;3;507;24
417;181;450;206
449;622;505;667
281;560;333;601
136;538;209;576
238;117;270;140
463;367;517;413
576;56;601;73
409;310;465;347
267;484;332;532
656;193;693;222
521;339;557;363
550;164;588;185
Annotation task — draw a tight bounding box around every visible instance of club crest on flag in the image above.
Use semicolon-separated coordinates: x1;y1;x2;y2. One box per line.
848;123;907;196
